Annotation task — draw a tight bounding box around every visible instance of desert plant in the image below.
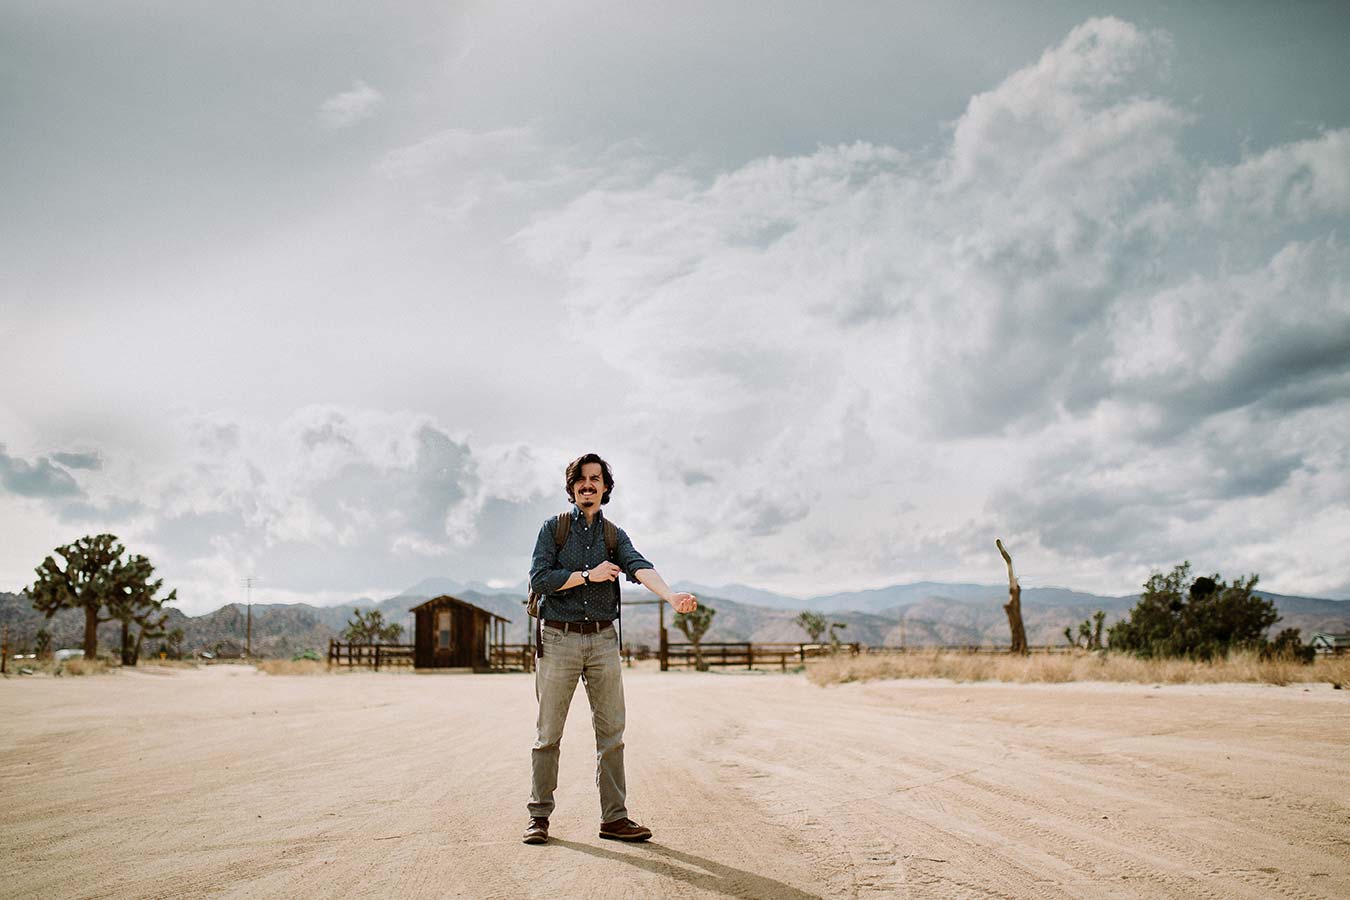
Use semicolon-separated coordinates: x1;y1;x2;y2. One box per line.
107;554;174;665
34;628;52;659
342;609;402;645
1065;610;1107;650
1108;563;1288;661
1262;628;1315;663
26;534;176;661
674;605;715;671
167;627;185;660
794;611;827;644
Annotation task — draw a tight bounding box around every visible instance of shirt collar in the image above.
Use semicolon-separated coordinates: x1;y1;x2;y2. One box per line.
571;504;603;525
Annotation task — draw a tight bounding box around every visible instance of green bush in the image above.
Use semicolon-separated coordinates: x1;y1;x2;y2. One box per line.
1109;562;1309;663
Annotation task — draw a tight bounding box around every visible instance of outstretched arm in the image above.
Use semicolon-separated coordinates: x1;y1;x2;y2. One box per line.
633;568;697;613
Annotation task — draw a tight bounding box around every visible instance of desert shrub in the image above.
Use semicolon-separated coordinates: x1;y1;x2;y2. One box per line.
1108;563;1307;662
1262;628;1316;663
61;658;114;676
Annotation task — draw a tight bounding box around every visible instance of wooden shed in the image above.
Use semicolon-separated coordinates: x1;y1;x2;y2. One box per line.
410;595;512;671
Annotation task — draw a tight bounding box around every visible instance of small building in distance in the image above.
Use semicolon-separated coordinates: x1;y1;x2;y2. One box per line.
410;595;512;671
1310;632;1350;656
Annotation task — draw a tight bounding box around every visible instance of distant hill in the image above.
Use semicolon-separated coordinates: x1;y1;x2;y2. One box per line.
2;580;1345;658
675;582;803;609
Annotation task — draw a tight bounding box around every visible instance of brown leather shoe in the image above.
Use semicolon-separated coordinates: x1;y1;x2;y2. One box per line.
522;817;549;844
599;817;652;842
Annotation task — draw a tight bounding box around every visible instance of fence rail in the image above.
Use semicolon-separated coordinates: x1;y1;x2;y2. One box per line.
327;640;414;671
859;644;1076;655
491;643;535;672
663;641;863;671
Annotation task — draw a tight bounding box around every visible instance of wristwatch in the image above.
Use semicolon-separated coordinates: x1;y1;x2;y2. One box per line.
582;569;590;583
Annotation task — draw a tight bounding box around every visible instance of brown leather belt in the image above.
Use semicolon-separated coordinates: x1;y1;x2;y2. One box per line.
543;619;614;635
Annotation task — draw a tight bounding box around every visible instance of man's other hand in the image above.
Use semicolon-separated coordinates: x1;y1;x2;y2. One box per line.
669;593;697;614
589;561;621;582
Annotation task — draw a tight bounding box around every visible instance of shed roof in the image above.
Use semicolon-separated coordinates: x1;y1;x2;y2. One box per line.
1311;632;1350;646
409;593;512;624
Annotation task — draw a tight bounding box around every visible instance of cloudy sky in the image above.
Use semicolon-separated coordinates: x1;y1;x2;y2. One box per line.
4;1;1349;614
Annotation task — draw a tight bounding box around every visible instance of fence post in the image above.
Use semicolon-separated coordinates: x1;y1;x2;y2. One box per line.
374;644;381;672
747;643;754;671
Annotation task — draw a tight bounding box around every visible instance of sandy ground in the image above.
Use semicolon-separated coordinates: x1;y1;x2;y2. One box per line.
2;666;1348;900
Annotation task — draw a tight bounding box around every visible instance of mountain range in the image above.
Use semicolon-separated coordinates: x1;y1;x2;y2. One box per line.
2;579;1347;659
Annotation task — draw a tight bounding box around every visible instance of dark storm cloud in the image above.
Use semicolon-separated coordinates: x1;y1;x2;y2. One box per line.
0;444;83;498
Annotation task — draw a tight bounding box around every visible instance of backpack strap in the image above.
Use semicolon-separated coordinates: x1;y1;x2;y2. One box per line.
535;512;575;659
553;513;572;550
602;518;623;660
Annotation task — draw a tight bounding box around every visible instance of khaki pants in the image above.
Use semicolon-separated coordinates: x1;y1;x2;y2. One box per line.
528;623;628;822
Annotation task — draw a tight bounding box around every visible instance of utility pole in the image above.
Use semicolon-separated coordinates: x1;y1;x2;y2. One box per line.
241;576;255;658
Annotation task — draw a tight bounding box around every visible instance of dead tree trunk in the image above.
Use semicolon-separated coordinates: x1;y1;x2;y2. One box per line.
996;538;1029;655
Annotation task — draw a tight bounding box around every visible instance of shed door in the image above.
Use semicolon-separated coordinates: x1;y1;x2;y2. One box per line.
435;609;454;663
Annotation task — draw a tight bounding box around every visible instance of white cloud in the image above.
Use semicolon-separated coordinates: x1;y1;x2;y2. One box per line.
1197;128;1350;224
506;17;1350;597
8;16;1348;606
7;407;562;614
317;79;383;128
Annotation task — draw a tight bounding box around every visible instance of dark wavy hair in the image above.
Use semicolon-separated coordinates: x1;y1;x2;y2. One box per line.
565;452;615;505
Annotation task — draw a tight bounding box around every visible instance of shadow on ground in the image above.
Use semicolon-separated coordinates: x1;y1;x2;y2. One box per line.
548;838;822;899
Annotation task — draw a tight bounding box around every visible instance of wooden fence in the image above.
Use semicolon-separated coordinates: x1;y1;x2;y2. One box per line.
860;644;1075;655
327;640;414;671
663;641;863;671
491;644;535;672
660;641;1075;670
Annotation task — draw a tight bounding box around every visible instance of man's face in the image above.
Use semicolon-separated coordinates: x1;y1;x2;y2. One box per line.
572;462;605;509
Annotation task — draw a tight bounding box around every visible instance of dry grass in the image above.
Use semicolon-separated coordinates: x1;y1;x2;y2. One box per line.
807;649;1350;687
136;658;199;669
256;659;331;676
58;657;117;677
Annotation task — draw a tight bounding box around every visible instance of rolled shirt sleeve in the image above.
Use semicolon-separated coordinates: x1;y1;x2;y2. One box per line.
614;526;653;583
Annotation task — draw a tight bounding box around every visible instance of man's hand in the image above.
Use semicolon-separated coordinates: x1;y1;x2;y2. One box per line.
668;592;697;614
588;561;622;582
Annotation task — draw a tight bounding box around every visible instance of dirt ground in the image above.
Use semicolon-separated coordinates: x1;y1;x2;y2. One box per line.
2;665;1347;900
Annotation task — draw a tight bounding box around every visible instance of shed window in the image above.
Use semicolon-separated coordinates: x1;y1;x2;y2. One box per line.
437;610;453;650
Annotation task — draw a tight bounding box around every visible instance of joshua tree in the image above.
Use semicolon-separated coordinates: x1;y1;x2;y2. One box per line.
167;627;185;660
674;605;716;671
828;622;848;653
794;611;827;644
35;628;52;659
108;553;175;665
1065;611;1107;650
343;609;403;645
27;534;175;662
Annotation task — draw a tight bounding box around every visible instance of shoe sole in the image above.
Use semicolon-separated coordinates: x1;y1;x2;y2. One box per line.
522;834;548;845
599;830;652;842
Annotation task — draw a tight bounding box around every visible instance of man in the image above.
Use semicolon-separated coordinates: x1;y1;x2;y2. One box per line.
524;452;697;845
